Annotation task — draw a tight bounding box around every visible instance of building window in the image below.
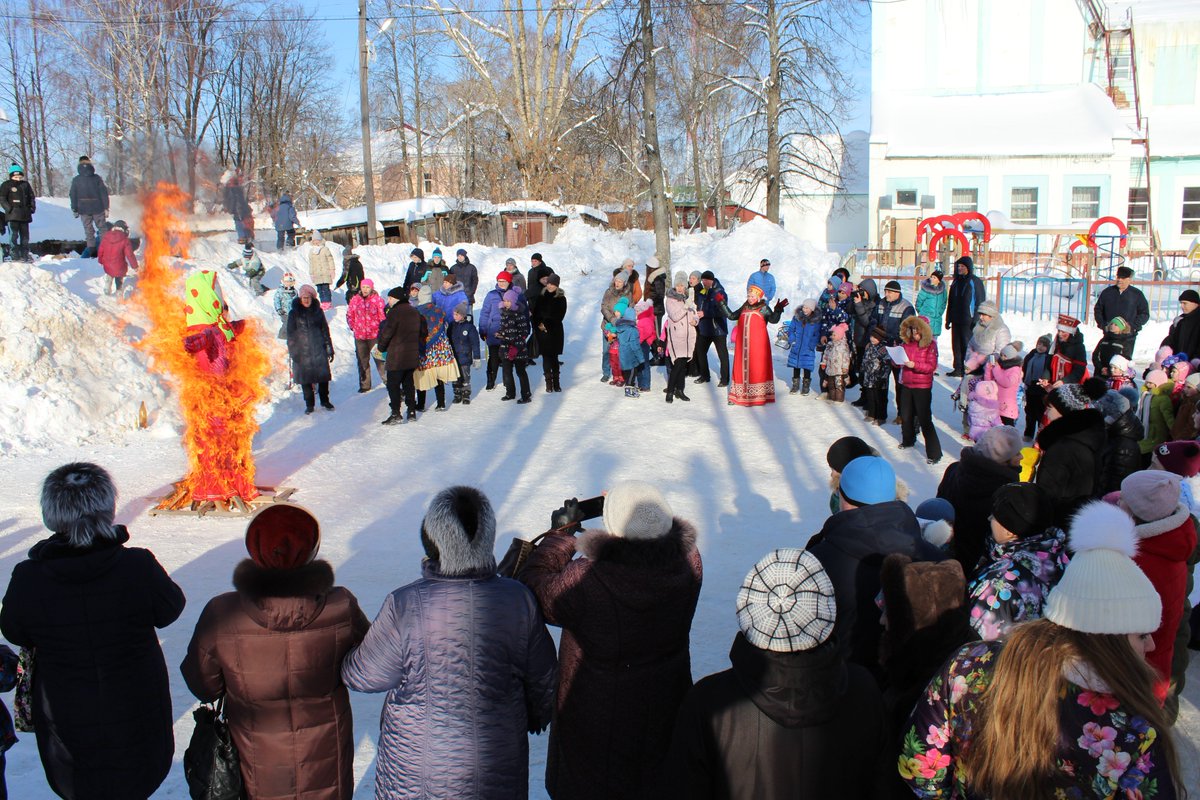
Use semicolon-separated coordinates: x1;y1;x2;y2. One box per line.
1071;186;1100;222
951;188;978;214
1127;188;1149;232
1010;187;1038;223
423;172;433;193
895;189;917;206
1183;187;1200;235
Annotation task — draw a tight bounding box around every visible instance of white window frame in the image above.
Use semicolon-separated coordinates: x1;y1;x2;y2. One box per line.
1010;187;1038;223
950;188;978;215
1183;187;1200;235
1070;186;1101;222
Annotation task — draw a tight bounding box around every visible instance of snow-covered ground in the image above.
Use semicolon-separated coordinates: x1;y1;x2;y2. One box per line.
1;216;1198;797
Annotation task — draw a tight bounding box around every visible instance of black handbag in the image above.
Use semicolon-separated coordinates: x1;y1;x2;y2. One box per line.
498;530;558;579
184;698;245;800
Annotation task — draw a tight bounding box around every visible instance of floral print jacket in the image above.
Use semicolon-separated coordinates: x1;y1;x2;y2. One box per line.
900;640;1177;799
967;528;1070;641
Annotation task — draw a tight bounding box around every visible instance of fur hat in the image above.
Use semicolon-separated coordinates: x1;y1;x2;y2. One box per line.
880;554;967;640
417;285;433;305
839;456;896;506
410;247;424;259
1093;389;1131;424
999;341;1023;362
1056;314;1080;334
1044;501;1161;634
602;481;673;540
831;322;848;340
673;271;687;286
1152;440;1200;478
899;315;932;347
299;284;318;300
245;504;320;570
991;482;1055;539
420;486;497;575
737;548;836;652
976;425;1024;464
1047;383;1090;414
1120;471;1182;524
826;436;876;473
1145;369;1169;387
41;462;118;548
976;301;999;318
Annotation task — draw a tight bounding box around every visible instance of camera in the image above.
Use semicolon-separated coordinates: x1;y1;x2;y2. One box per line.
551;495;605;529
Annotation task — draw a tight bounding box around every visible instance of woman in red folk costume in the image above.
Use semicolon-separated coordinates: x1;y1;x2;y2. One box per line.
719;283;788;406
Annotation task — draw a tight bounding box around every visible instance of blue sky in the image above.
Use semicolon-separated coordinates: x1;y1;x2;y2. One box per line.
306;0;872;135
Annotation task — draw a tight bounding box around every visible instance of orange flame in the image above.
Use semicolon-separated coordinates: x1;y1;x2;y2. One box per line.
134;183;271;502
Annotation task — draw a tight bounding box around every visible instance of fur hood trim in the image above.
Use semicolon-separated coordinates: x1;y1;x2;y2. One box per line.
1132;503;1193;539
576;518;697;565
233;558;335;599
900;315;932;348
421;485;497;576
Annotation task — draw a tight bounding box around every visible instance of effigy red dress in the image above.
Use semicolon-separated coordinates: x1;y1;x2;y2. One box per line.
726;299;784;407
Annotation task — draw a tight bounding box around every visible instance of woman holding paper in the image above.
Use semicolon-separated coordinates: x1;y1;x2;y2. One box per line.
898;316;943;464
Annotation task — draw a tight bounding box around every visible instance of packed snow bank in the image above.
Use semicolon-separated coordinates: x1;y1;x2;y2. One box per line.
29;195;237;243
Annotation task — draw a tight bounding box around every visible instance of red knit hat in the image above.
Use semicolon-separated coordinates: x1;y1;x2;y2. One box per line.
1153;441;1200;478
496;271;512;283
245;505;321;570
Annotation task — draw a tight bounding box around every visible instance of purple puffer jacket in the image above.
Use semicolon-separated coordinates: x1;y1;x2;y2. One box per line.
341;563;558;800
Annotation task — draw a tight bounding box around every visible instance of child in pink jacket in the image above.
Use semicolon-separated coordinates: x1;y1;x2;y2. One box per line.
985;341;1024;426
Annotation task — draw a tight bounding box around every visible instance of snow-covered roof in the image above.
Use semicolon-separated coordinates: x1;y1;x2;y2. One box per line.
299;196;495;230
1148;108;1200;157
564;204;609;224
1106;0;1200;23
872;85;1132;158
494;200;567;217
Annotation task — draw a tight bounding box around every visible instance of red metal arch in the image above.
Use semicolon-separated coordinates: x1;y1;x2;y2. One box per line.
928;228;971;262
950;211;992;243
1088;216;1129;250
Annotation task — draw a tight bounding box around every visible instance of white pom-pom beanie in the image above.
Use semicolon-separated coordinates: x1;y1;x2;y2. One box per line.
602;481;673;540
1044;501;1162;634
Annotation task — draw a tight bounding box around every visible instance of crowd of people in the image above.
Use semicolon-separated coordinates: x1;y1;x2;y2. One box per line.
3;410;1200;799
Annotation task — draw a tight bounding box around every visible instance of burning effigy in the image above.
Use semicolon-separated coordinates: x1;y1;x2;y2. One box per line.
134;184;275;512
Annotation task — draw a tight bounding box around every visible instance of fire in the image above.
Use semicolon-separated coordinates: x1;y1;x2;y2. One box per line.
134;183;271;503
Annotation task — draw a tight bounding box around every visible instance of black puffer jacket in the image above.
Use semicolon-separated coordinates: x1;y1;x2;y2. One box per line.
287;298;334;383
69;163;109;215
806;502;943;671
663;633;884;800
851;278;879;352
0;527;185;800
533;287;567;357
0;178;35;222
1035;408;1107;526
1163;306;1200;361
1100;409;1145;495
936;447;1021;577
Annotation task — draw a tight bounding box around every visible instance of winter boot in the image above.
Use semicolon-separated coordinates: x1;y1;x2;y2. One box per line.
517;394;532;405
545;374;554;393
801;375;811;395
675;390;690;402
790;376;800;394
665;392;674;403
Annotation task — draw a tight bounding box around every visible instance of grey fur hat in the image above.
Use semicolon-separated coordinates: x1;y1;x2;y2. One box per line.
420;486;497;576
42;462;119;548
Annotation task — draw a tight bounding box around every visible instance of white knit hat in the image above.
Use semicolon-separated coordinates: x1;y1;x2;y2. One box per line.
1044;501;1162;634
602;481;673;540
736;549;837;652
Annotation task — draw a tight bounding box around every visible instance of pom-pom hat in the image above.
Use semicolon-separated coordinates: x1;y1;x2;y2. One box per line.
737;548;836;652
1044;501;1162;634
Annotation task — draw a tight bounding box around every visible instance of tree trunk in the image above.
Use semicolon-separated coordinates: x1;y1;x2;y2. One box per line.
714;115;726;229
690;124;705;232
386;23;413;196
640;0;671;271
764;0;781;224
410;31;424;198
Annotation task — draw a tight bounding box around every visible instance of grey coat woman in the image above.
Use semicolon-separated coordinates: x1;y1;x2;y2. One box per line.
342;487;558;800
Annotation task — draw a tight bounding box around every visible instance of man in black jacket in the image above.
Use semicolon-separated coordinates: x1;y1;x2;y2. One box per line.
664;548;885;800
946;257;985;376
451;249;479;308
693;271;731;386
1093;266;1149;358
69;155;110;257
807;456;943;673
1163;289;1200;359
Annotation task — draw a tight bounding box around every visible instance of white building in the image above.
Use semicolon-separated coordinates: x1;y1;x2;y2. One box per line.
868;0;1200;256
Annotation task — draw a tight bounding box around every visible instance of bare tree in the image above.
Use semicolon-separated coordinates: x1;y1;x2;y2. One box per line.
718;0;860;222
427;0;612;194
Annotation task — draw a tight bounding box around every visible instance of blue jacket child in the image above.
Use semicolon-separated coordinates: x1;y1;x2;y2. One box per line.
786;301;822;371
449;313;481;367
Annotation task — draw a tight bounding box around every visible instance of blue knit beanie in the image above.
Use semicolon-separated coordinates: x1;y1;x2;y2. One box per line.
839;457;896;506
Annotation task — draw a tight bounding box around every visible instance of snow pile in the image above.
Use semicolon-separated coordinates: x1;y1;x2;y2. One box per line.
0;262;173;454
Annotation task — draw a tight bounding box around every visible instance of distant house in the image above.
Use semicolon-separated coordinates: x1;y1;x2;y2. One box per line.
672;198;766;231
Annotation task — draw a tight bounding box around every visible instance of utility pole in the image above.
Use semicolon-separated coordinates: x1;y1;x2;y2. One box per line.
359;0;379;244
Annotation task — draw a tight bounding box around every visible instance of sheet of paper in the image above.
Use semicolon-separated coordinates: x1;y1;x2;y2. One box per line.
886;345;909;364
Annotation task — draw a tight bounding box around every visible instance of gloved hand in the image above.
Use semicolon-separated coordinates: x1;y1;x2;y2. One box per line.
551;498;586;531
774;298;789;312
